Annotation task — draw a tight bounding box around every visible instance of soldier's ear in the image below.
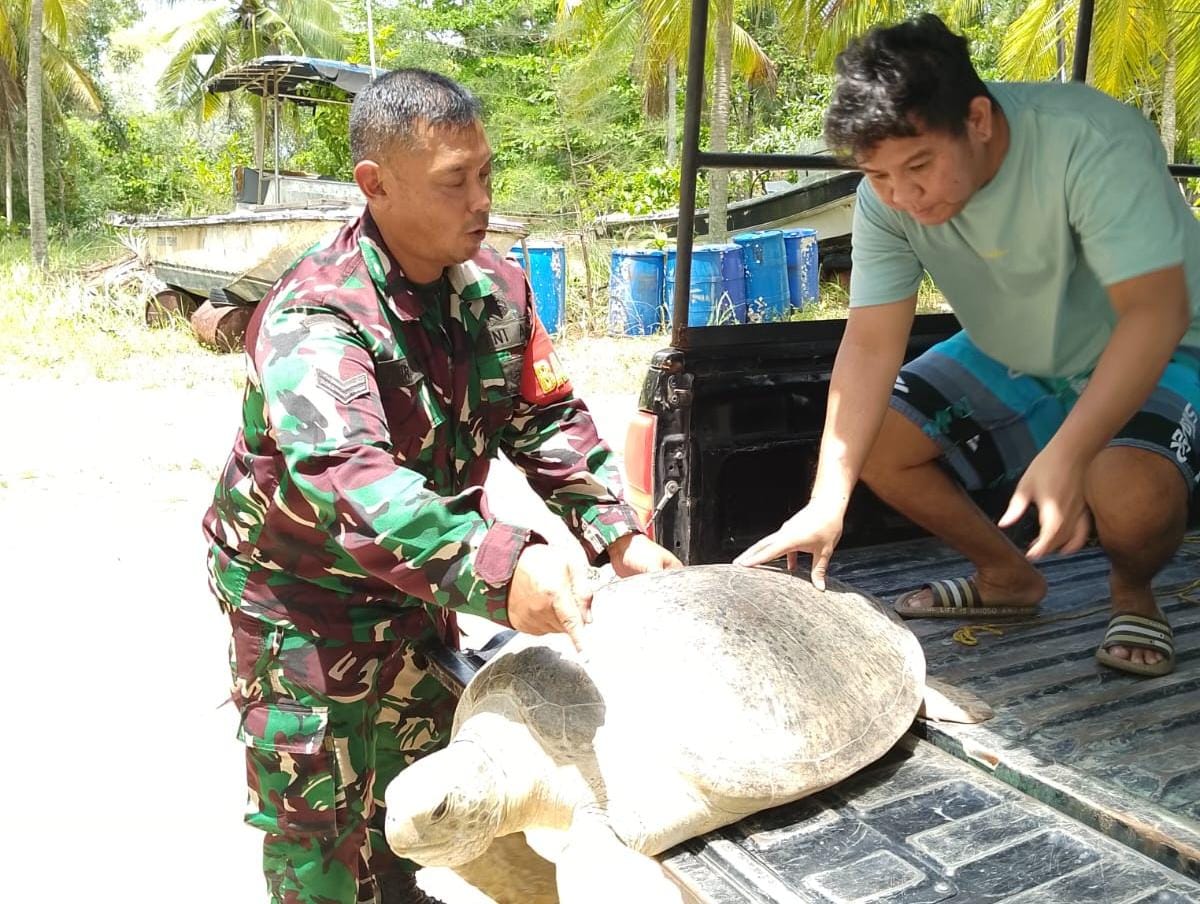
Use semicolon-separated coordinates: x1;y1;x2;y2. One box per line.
354;159;386;203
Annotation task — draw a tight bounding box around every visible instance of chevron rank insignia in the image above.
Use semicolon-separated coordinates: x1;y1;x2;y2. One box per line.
316;369;370;404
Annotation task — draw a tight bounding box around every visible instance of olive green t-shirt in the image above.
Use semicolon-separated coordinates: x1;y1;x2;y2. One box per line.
849;81;1200;378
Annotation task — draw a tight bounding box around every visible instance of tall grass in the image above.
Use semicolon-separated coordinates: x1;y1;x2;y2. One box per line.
0;232;243;388
0;231;660;397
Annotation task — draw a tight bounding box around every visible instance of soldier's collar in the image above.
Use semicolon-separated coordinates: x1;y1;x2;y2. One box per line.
448;259;496;302
357;212;496;319
356;212;421;321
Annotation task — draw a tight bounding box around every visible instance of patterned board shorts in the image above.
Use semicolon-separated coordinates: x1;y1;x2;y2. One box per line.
891;331;1200;502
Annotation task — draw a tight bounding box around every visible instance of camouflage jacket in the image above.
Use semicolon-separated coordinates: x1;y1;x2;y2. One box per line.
202;212;640;641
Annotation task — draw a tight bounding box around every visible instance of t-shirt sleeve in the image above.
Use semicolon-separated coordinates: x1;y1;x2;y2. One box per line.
1067;121;1187;287
849;180;925;308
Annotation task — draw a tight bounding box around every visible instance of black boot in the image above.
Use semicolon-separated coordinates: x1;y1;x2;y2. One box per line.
377;870;448;904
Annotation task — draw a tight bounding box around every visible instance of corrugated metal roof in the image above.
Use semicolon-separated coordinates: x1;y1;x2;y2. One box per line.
204;56;374;102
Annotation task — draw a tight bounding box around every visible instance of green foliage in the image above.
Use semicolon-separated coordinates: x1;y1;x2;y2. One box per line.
15;0;1193;239
76;0;139;68
61;110;252;221
158;0;348;117
582;164;682;217
287;99;352;181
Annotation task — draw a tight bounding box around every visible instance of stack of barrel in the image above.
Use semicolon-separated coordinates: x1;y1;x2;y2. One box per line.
607;227;819;335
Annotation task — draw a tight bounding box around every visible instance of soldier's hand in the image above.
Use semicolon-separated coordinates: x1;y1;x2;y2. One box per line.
608;532;683;577
509;544;594;652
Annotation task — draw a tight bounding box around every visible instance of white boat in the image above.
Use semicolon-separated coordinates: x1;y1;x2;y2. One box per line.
117;57;528;308
122;199;528;305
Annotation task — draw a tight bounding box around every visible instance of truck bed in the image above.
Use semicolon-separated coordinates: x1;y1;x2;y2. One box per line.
662;735;1200;903
832;534;1200;879
430;315;1200;899
653;535;1200;901
427;536;1200;901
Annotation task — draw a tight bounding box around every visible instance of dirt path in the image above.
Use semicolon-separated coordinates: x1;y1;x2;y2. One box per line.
1;372;638;903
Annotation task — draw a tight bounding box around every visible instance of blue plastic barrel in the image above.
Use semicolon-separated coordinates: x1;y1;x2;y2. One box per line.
732;230;789;321
782;227;820;308
665;244;747;327
512;240;566;334
608;248;666;335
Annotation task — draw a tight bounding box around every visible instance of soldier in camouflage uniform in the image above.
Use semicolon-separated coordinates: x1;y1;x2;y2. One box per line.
202;69;681;904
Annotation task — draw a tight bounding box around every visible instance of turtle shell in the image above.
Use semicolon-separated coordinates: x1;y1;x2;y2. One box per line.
454;564;925;853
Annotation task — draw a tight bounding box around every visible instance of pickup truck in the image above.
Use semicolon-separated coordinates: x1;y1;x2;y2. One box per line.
611;0;1200;892
616;315;1200;900
432;313;1200;902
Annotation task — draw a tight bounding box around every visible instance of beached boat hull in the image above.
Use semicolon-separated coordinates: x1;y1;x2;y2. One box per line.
122;204;530;304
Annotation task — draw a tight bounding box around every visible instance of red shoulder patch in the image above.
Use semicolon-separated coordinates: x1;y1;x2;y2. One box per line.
520;312;573;405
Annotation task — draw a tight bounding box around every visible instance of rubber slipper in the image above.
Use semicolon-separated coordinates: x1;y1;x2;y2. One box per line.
1095;613;1175;677
894;577;1041;619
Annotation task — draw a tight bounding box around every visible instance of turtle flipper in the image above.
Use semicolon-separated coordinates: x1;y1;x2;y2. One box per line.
918;677;994;723
553;814;684;904
452;832;559;904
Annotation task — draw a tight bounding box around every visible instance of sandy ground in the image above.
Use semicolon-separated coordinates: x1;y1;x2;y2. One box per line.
0;371;639;904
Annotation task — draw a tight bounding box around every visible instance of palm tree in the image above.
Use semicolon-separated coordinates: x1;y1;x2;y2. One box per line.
0;0;101;231
781;0;911;67
27;0;45;266
159;0;346;153
558;0;776;241
159;0;347;180
1000;0;1200;161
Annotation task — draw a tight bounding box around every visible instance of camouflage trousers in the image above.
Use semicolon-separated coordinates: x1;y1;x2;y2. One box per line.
227;609;456;904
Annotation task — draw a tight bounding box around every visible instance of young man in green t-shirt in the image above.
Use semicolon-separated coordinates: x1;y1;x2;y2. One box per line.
736;14;1200;677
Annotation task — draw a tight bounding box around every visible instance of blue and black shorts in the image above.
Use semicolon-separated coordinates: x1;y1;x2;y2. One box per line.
891;331;1200;501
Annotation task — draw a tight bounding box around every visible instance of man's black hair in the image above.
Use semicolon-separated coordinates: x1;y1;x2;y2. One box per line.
349;68;482;163
824;14;993;159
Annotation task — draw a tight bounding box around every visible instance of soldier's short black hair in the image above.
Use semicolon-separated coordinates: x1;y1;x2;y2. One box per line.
349;68;482;163
824;14;994;159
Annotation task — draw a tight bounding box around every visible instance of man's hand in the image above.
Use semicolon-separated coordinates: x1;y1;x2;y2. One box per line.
732;501;845;590
508;544;595;651
998;440;1093;559
608;533;683;577
999;265;1187;560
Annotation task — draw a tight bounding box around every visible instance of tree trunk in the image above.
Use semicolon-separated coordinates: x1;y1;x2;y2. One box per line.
1161;30;1178;164
1054;0;1065;81
4;132;12;226
708;0;733;243
27;0;48;267
666;57;677;166
555;92;595;333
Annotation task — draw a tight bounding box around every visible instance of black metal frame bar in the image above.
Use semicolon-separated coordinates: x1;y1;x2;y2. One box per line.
671;0;1197;347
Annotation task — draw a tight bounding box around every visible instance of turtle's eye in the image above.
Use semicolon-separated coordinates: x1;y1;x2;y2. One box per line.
430;797;450;822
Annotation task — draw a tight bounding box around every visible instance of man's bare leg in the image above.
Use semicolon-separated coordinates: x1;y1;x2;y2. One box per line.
1086;447;1188;668
859;409;1045;609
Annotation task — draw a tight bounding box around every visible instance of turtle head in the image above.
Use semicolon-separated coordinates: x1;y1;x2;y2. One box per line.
384;740;504;866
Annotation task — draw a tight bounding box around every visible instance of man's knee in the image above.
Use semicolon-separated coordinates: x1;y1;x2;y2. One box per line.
860;409;941;490
1087;446;1189;554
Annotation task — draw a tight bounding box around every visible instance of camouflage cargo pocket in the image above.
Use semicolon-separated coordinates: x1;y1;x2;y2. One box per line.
238;699;338;839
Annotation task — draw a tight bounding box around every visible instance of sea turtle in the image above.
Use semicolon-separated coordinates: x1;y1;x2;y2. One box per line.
386;564;989;903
